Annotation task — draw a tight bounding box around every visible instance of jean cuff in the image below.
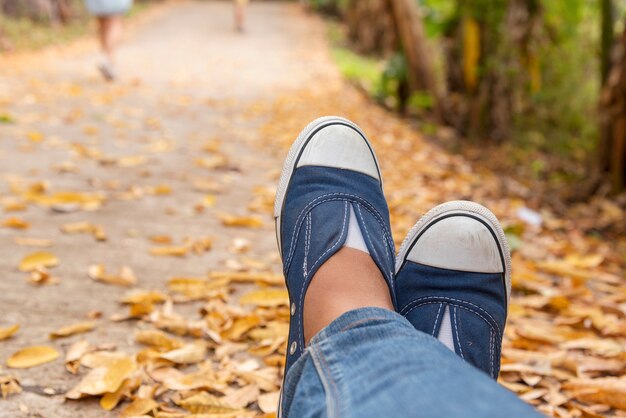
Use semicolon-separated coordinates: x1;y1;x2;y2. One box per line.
309;307;410;346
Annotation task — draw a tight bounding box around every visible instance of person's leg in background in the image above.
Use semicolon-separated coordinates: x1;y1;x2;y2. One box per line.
275;116;543;417
96;15;123;80
234;0;247;32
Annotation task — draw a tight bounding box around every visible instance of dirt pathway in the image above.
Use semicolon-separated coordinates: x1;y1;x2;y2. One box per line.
0;2;335;417
1;1;624;418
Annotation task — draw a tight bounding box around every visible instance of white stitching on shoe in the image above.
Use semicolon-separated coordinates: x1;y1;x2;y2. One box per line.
303;213;311;276
453;307;465;359
399;296;501;335
432;303;443;336
355;204;394;283
284;193;391;270
297;201;349;346
402;301;497;358
489;329;494;378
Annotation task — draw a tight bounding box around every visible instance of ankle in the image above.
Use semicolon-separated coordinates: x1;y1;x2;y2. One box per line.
303;247;393;344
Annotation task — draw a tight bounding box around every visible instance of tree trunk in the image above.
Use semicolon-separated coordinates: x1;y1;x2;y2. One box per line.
599;19;626;193
601;0;615;84
387;0;442;121
345;0;396;56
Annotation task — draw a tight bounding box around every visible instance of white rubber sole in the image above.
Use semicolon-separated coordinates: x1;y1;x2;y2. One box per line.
395;200;512;302
273;116;382;256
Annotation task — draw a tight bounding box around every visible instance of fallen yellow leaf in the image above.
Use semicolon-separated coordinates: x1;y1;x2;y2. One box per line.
0;324;19;341
19;251;59;272
159;342;207;364
1;217;29;229
49;321;97;339
219;214;264;228
66;356;135;399
135;329;183;351
13;237;53;247
7;346;59;368
100;375;141;411
150;246;189;257
0;375;21;399
88;264;137;287
221;316;261;341
119;397;158;417
240;289;289;307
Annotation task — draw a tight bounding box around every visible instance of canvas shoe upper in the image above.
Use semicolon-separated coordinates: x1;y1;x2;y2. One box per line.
274;116;396;376
394;201;511;379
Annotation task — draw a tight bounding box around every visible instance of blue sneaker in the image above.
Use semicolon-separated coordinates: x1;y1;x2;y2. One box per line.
395;201;511;379
274;116;396;374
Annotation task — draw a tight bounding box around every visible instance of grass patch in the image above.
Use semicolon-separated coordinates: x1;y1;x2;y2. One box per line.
0;2;152;53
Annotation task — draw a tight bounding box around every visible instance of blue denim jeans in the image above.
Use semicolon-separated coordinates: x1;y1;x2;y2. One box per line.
282;307;542;418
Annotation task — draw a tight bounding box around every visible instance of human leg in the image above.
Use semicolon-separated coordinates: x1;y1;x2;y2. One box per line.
96;15;123;80
283;307;541;418
275;117;541;417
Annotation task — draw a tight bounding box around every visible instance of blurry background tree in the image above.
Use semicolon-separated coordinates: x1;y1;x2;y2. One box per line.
304;0;626;197
3;0;626;197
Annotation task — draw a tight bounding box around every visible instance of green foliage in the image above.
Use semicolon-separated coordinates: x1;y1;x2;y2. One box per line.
0;14;91;51
331;45;384;93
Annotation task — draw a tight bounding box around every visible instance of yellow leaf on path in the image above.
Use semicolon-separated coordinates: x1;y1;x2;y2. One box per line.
7;346;59;368
201;194;217;207
119;397;158;417
26;131;43;142
240;289;289;307
120;290;167;305
66;356;135;399
209;271;283;286
150;246;189;257
167;277;229;299
563;377;626;410
65;340;94;374
60;221;107;241
0;324;19;341
0;375;21;399
164;369;224;391
159;342;207;364
221;316;261;341
19;251;58;271
27;268;60;285
14;237;52;247
149;235;172;244
49;321;97;339
100;375;141;411
177;392;241;414
222;384;260;409
258;391;280;414
135;329;183;351
219;214;264;228
88;264;137;287
1;217;29;229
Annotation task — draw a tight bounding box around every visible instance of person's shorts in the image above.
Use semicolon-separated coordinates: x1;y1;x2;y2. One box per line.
84;0;133;16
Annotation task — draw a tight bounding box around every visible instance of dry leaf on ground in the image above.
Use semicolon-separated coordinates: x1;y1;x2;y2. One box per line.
19;251;58;271
49;321;97;339
88;264;137;287
6;346;60;368
0;324;19;341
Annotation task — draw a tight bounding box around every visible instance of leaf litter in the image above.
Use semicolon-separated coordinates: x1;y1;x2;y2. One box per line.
0;28;623;418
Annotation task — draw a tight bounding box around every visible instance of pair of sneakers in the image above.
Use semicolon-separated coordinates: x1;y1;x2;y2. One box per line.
274;117;511;381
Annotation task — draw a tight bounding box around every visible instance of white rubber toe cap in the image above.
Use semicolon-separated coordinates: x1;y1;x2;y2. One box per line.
296;124;381;182
406;216;504;273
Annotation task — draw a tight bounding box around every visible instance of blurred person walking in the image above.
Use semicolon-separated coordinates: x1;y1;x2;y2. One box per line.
84;0;133;81
234;0;248;32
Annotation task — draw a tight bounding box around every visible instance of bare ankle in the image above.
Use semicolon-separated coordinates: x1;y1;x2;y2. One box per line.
303;247;393;344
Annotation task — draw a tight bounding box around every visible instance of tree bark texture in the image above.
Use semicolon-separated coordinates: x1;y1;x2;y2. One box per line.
599;19;626;193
